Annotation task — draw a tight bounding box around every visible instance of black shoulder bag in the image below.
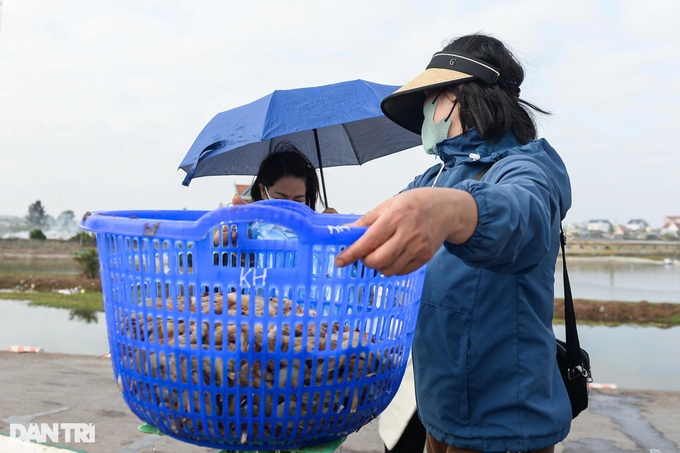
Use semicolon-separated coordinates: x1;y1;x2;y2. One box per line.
556;227;593;418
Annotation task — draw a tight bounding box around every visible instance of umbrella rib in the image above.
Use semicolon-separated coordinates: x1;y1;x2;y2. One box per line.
313;129;329;208
342;124;362;164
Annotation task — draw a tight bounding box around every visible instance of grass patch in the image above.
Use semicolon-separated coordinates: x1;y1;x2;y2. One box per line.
0;291;103;312
658;313;680;326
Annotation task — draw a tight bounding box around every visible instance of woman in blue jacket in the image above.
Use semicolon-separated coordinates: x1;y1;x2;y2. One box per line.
336;34;573;453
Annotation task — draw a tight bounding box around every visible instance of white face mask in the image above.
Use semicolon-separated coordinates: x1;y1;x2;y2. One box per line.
421;92;456;155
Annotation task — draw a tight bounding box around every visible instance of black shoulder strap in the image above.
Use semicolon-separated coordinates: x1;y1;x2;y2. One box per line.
472;162;494;181
560;226;587;376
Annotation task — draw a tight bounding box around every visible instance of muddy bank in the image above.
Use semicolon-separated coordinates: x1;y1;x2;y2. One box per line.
555;298;680;327
0;272;102;293
0;237;94;259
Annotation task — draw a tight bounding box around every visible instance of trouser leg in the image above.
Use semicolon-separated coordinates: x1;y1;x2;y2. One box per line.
425;434;555;453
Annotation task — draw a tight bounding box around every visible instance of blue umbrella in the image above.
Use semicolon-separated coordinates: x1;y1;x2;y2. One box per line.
178;79;422;206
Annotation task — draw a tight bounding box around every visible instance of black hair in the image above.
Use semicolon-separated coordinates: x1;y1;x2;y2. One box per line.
442;33;550;144
250;142;320;210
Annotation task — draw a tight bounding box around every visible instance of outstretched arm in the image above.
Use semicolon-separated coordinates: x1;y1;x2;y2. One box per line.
334;187;478;276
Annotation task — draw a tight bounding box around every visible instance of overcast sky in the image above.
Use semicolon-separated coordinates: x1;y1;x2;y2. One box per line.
1;1;678;228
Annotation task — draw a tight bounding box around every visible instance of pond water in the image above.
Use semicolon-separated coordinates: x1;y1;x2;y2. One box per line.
0;299;109;356
556;258;680;303
1;298;679;391
553;323;680;391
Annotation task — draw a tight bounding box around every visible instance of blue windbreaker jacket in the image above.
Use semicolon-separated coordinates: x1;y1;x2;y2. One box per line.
407;129;573;452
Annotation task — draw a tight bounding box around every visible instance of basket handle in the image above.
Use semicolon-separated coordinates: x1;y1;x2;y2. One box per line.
80;202;367;244
256;198;316;217
198;200;367;244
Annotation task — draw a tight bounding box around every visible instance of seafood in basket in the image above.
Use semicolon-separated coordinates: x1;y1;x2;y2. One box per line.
117;291;398;438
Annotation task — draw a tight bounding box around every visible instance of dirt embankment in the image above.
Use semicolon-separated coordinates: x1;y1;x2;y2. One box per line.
554;298;680;327
0;238;94;258
0;273;102;293
0;238;100;292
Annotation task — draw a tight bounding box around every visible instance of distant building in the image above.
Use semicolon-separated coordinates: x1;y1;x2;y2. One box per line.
586;219;613;234
234;183;253;203
625;219;650;232
660;216;680;238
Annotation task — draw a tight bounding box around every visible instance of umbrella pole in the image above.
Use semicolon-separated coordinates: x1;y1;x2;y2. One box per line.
313;129;329;208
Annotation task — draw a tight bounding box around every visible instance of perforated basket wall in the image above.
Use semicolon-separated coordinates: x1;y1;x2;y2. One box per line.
81;201;426;451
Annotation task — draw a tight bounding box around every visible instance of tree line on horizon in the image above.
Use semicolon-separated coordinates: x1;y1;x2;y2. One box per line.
0;200;90;241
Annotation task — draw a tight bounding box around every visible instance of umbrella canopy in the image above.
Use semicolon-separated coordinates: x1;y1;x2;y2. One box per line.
178;79;422;205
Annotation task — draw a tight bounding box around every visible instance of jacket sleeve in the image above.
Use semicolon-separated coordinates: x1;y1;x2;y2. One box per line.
445;155;561;274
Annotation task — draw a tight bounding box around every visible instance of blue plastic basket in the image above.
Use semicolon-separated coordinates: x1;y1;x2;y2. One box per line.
81;200;426;451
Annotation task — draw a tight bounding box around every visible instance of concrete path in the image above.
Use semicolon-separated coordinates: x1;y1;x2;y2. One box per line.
0;352;678;453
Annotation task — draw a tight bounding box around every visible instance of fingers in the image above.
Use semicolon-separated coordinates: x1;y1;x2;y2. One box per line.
360;230;432;276
232;194;246;205
378;256;427;276
335;207;395;269
337;228;429;276
352;208;380;227
333;190;447;275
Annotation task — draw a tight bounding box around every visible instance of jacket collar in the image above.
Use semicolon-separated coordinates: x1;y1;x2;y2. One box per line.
436;129;521;164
